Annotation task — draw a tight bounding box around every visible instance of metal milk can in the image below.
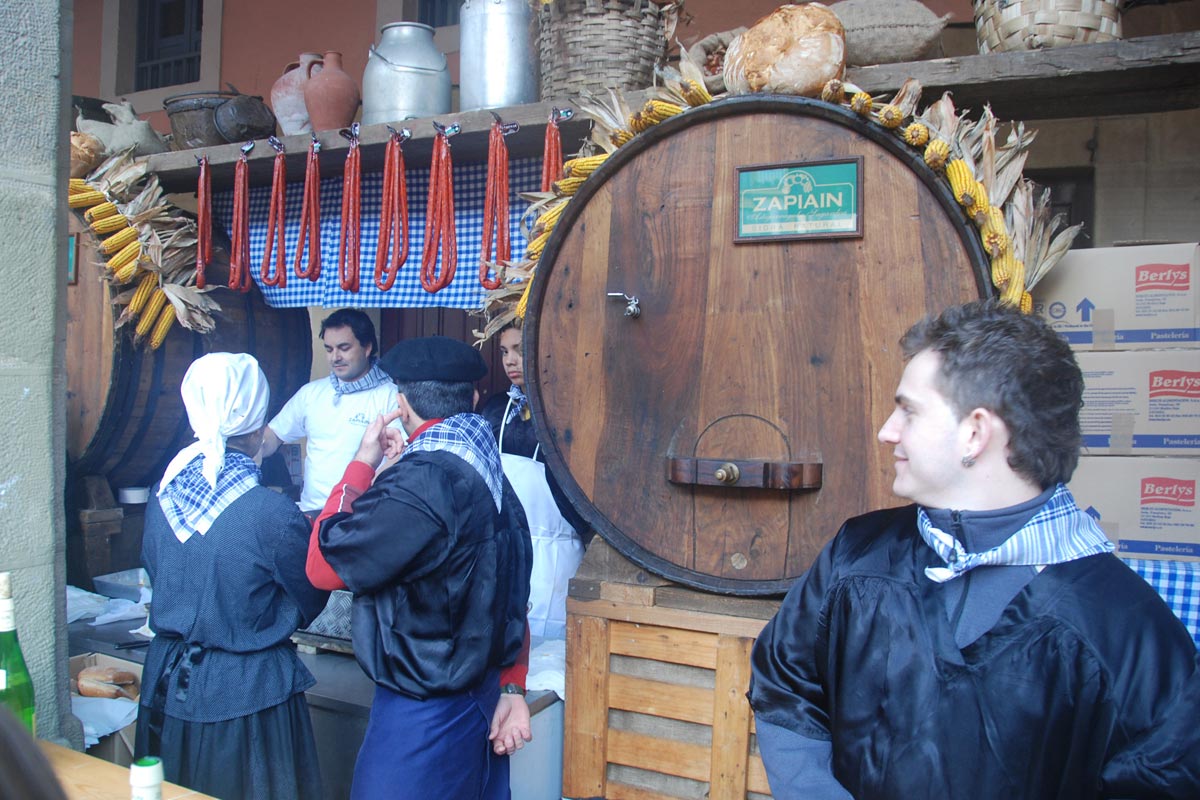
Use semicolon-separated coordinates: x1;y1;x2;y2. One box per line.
362;22;452;125
459;0;539;111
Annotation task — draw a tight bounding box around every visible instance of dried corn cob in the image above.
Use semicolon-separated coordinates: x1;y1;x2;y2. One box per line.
967;181;991;221
135;290;168;338
642;100;684;124
990;250;1016;288
525;229;551;259
850;92;873;116
1000;259;1026;306
100;226;140;255
126;271;158;316
924;140;950;171
536;201;567;234
68;190;107;208
69;178;90;195
980;207;1009;257
945;160;975;206
90;213;131;235
84;201;119;223
149;304;177;350
628;112;650;134
876;104;904;129
107;240;141;275
562;154;608;179
610;129;634;147
552;176;587;196
682;80;712;106
1020;291;1034;314
820;80;845;104
902;123;929;148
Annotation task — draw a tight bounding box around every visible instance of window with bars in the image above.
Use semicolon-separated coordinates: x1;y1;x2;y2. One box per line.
417;0;460;27
135;0;204;92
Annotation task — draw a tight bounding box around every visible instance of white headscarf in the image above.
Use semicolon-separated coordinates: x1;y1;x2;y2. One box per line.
158;352;270;493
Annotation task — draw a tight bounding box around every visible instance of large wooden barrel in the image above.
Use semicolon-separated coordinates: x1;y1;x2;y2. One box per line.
527;96;991;595
66;217;312;490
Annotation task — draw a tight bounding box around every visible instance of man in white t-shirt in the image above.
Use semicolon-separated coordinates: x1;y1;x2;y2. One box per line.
261;309;403;515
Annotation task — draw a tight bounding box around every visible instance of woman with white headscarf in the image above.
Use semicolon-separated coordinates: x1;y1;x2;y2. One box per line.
134;353;329;800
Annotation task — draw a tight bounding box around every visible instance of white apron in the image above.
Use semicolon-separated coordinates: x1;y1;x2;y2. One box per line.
500;398;584;639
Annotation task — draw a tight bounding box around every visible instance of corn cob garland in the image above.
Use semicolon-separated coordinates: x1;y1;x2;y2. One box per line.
149;303;177;350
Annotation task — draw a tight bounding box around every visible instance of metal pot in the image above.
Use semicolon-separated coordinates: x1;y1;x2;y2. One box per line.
362;22;452;125
459;0;539;111
213;92;276;143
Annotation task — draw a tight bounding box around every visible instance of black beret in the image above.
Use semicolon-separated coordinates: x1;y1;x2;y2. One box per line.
378;335;488;383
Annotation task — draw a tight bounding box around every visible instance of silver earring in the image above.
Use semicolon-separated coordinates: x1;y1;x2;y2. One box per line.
961;455;976;468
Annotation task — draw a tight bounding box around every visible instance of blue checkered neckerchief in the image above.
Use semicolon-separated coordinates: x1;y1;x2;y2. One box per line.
402;413;503;511
159;452;261;543
505;384;530;424
330;361;391;399
917;484;1114;583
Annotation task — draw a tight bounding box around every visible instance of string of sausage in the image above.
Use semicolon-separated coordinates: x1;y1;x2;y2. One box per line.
541;109;564;193
260;138;287;288
374;128;410;292
194;155;211;289
337;125;362;293
420;123;458;294
294;134;321;282
227;145;253;293
480;119;515;291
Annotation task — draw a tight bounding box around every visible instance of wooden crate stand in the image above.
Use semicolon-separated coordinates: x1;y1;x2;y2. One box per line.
564;596;774;799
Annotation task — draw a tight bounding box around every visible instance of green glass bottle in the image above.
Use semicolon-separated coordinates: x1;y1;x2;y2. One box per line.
0;571;35;735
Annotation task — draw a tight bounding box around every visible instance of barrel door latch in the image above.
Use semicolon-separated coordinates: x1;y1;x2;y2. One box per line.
666;457;823;491
607;292;641;318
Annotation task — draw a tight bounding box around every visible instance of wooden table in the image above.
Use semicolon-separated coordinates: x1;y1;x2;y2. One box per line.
39;741;215;799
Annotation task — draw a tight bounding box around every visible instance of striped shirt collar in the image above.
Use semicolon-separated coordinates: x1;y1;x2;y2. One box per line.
158;452;261;544
917;484;1113;583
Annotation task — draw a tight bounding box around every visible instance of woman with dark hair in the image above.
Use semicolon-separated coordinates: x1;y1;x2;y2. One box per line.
480;322;586;638
135;353;329;799
0;707;68;800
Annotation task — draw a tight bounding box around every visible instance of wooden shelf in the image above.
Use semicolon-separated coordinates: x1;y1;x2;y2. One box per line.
145;31;1200;193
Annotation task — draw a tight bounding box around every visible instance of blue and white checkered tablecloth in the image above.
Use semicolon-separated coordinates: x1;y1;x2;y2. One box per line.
1121;557;1200;649
211;156;544;310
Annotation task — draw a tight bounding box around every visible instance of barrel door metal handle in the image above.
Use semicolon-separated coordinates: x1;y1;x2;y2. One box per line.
666;457;823;491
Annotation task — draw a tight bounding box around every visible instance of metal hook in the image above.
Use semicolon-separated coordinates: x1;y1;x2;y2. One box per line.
432;121;462;139
267;135;285;154
195;154;208;166
386;125;412;144
551;107;574;124
239;141;255;158
310;132;321;154
339;123;361;145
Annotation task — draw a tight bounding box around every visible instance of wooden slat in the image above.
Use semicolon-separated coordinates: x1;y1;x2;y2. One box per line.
609;620;718;669
608;728;711;783
747;753;771;796
563;614;610;798
609;673;714;727
710;635;755;800
607;780;688;800
569;598;769;639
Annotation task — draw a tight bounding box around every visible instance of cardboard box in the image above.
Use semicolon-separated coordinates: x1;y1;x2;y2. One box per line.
1068;456;1200;561
1033;242;1199;350
69;653;143;767
1077;351;1200;456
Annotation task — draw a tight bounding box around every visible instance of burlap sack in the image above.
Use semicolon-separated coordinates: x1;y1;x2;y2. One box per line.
830;0;950;66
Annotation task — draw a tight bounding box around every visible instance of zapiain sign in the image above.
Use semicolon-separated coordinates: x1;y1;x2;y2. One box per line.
735;157;863;243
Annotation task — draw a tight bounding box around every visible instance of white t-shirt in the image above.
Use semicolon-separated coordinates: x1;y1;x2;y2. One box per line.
268;378;402;512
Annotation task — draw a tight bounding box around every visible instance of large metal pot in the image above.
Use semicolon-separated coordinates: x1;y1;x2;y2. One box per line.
362;22;451;125
459;0;539;110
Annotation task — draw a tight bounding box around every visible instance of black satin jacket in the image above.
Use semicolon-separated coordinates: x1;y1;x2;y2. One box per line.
749;505;1200;799
318;450;531;699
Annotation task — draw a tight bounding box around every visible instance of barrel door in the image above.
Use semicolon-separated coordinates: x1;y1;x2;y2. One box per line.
527;96;989;594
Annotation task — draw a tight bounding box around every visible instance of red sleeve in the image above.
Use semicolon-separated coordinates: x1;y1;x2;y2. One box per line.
306;460;377;590
499;623;530;691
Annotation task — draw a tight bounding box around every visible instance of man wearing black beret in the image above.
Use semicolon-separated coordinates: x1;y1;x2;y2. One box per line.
305;336;534;800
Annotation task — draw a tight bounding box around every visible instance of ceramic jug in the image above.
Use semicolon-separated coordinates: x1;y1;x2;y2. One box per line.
362;23;451;125
303;51;361;132
271;53;323;135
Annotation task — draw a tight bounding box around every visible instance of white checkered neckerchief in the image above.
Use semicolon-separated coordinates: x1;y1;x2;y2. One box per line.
329;361;391;401
917;484;1114;583
402;413;503;511
159;452;261;544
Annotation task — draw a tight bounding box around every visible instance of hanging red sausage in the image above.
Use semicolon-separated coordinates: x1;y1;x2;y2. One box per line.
260;136;288;288
294;133;322;282
195;154;211;289
228;141;254;293
420;121;459;294
337;123;362;293
480;115;518;291
374;126;411;292
541;107;570;193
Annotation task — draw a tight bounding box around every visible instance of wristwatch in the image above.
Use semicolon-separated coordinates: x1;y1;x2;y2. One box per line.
500;683;526;696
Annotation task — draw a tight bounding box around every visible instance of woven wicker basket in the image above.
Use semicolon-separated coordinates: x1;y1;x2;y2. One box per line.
537;0;669;100
974;0;1122;53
